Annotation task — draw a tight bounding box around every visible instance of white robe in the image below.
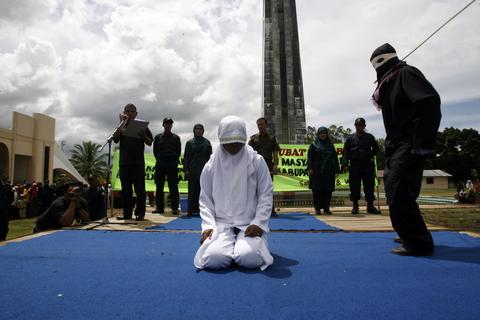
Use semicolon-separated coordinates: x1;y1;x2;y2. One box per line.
194;144;274;271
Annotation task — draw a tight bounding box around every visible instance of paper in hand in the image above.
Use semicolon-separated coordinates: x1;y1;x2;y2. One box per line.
123;119;149;139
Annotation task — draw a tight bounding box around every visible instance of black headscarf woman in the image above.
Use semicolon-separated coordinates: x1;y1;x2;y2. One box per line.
183;124;212;216
184;124;212;180
307;127;339;215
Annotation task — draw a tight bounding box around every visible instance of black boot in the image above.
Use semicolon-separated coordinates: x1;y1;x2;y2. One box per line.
351;201;359;215
367;202;381;214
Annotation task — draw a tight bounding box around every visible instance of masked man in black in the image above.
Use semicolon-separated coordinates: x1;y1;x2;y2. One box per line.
342;117;380;215
370;43;441;256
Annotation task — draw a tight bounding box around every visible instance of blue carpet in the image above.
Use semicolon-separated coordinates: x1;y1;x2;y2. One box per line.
147;212;339;231
1;230;479;320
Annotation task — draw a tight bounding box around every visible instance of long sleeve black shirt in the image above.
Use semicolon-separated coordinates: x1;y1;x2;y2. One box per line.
153;132;181;162
378;64;441;155
343;132;379;165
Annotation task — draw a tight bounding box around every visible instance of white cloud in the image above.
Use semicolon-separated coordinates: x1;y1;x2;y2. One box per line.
142;92;157;102
0;0;479;151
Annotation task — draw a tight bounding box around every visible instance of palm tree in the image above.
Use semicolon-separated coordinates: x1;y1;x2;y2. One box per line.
69;141;108;183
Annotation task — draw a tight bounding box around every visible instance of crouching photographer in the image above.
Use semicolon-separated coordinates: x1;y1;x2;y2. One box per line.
34;182;90;233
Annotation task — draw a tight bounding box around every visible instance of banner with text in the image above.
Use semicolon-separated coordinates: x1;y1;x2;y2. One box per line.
111;144;377;192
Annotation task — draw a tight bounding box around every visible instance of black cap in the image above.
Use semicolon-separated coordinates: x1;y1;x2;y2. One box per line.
87;175;96;181
163;117;174;124
354;118;366;126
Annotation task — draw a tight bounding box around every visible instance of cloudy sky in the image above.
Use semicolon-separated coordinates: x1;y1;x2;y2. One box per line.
1;0;479;153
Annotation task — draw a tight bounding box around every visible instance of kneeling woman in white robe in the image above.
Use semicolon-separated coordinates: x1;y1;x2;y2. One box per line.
194;115;274;271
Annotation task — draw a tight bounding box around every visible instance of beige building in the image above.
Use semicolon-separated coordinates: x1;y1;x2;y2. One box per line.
377;169;452;190
0;112;85;184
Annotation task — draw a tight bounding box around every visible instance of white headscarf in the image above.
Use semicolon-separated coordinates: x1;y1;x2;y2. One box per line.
218;115;247;145
211;116;253;218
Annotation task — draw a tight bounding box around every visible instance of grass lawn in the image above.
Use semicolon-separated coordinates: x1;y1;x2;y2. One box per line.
422;206;480;233
419;188;457;197
375;188;458;198
6;218;36;241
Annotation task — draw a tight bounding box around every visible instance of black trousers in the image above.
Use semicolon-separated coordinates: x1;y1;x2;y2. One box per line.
187;178;200;215
312;189;332;212
155;161;179;212
0;207;9;241
119;164;146;218
349;160;376;203
385;146;433;250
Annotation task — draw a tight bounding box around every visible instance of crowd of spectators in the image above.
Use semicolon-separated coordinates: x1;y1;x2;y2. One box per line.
9;181;58;219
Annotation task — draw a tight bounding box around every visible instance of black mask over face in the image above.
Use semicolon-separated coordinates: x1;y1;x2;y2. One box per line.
375;56;401;82
370;43;402;82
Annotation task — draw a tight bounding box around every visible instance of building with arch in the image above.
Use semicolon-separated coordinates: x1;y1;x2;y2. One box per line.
0;112;85;184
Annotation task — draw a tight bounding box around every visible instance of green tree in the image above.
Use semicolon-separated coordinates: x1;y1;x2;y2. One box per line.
426;127;480;183
327;125;352;143
53;170;73;186
305;126;317;144
69;141;108;183
306;125;352;144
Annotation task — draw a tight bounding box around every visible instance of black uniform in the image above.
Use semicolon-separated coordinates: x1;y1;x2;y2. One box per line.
84;186;106;221
153;132;181;213
113;123;153;219
372;44;441;252
184;129;212;215
343;132;379;203
0;180;14;241
34;196;89;232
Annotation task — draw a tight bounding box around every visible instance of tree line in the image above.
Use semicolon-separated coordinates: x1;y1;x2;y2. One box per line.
306;125;479;183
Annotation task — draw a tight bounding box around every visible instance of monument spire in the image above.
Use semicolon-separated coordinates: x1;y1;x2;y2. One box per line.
263;0;306;144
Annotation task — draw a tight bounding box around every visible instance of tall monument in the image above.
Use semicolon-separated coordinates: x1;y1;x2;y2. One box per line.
263;0;306;144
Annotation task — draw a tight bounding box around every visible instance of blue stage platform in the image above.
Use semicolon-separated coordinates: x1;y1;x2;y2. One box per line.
1;229;479;320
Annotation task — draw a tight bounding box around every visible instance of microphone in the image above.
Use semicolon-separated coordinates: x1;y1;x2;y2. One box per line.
108;114;129;142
